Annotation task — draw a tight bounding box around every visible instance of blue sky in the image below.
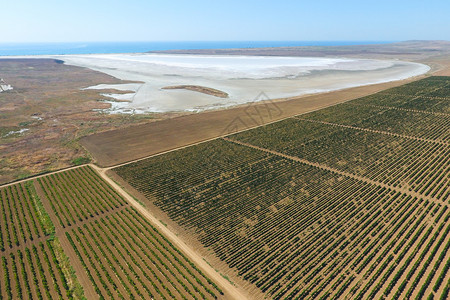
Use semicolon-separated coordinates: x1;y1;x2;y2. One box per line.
1;0;449;42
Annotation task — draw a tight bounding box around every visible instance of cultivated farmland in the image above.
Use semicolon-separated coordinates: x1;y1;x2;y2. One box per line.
114;76;450;299
0;182;53;251
66;207;222;299
35;166;128;229
0;181;77;299
231;120;448;200
1;165;224;299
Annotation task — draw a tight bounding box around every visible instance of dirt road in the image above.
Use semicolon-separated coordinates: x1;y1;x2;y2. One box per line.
90;164;249;300
0;162;249;299
0;164;87;189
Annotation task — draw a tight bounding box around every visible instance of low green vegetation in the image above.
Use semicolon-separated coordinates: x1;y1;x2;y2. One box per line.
50;238;86;299
71;157;91;165
0;181;79;299
1;165;223;299
25;181;55;236
66;207;222;299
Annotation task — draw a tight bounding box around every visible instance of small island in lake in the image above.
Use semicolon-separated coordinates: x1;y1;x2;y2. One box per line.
162;85;229;98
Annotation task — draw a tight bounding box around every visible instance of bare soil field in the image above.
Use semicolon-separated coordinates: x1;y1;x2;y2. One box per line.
2;42;449;183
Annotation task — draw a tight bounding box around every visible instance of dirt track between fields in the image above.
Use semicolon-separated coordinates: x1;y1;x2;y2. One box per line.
0;165;88;189
221;137;446;207
295;117;449;145
90;164;249;300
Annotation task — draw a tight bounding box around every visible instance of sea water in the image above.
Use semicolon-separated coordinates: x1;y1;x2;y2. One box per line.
0;41;393;56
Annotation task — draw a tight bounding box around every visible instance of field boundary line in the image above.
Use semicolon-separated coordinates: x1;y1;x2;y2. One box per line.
104;78;433;171
0;75;433;186
0;164;88;189
90;164;249;300
103;98;359;171
379;92;450;101
294;117;449;145
1;77;444;188
349;103;450;117
222;137;446;207
56;205;130;235
102;76;446;171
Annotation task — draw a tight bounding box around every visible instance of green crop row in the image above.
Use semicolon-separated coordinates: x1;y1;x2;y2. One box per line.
65;206;221;300
0;181;52;251
0;243;72;300
37;166;126;229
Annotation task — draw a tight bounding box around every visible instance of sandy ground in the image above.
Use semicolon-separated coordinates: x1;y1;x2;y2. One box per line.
162;85;229;98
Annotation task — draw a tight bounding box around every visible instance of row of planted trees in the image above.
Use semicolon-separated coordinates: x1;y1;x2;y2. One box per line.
37;166;126;229
0;182;50;251
66;206;222;300
1;242;71;300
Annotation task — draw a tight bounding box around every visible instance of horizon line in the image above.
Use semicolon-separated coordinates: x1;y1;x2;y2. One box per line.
0;40;405;44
